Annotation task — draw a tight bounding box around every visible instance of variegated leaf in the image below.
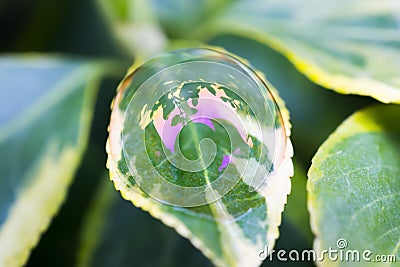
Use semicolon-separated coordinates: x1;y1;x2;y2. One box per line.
107;49;293;267
0;56;105;267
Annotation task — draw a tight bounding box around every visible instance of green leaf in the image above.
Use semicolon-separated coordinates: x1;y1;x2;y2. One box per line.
150;0;234;38
96;0;236;58
308;105;400;266
194;0;400;103
0;55;104;267
96;0;167;58
171;114;183;126
107;53;293;266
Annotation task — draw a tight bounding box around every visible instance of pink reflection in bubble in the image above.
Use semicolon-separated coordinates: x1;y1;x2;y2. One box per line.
152;107;181;153
191;117;215;130
152;86;248;154
218;154;232;171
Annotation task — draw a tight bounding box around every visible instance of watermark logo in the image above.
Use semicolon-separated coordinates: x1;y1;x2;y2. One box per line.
336;238;348;249
258;238;397;263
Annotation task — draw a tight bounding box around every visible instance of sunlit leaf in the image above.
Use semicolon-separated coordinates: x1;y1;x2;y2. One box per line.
308;105;400;266
0;56;105;267
195;0;400;103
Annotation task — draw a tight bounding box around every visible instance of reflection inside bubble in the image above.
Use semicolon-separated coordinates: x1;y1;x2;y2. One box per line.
140;81;273;189
119;48;286;209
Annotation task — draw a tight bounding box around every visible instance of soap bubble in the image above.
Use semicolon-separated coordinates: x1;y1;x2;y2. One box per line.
112;48;286;209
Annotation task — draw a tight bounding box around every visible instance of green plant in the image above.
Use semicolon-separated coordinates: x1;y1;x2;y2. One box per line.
0;0;399;267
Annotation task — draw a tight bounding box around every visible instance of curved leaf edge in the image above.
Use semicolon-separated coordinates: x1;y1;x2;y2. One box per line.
202;25;400;104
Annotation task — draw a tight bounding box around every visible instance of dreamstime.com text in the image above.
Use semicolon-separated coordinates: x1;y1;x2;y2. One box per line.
258;238;397;263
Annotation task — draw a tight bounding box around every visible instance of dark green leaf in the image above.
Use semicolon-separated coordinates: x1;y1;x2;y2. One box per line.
77;178;213;267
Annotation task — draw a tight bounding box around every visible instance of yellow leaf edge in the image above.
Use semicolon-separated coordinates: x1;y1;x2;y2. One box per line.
0;62;102;267
205;25;400;104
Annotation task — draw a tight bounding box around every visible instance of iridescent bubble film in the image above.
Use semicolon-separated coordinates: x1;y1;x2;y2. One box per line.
114;48;286;212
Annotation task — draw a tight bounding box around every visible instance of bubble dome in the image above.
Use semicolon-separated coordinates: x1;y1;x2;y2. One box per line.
108;48;288;212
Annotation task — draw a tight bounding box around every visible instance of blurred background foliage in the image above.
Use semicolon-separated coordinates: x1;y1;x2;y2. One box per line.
0;0;375;266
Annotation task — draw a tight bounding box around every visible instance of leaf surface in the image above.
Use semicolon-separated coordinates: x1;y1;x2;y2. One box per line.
107;53;293;266
0;55;104;267
204;0;400;103
308;105;400;266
